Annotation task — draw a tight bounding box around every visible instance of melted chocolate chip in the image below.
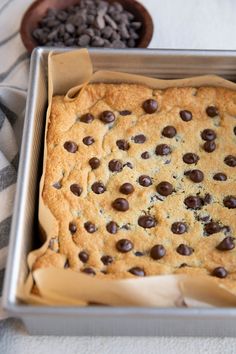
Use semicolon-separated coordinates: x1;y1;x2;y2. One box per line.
156;181;173;196
83;136;94;145
138;175;152;187
116;239;133;253
82;268;96;276
101;255;113;265
84;221;96;233
206;106;218;117
179;263;188;268
119;110;132;116
183;153;199;164
179;110;192;121
155;144;171;156
112;198;129;211
133;134;146;144
213;173;227;181
53;181;61;189
204;141;216;153
108;159;123;172
150;244;166;260
89;157;100;169
116;139;130;151
216;237;235;251
70;184;82;196
171;222;187;234
141;151;150;159
203;193;212;205
162;126;177;138
64;141;78;153
119;183;134;195
106;221;118;234
79;251;89;263
135;251;144;256
80;113;94;123
201;129;216;141
69;222;77;234
212;267;228;278
223;196;236;209
176;244;193;256
204;222;221;235
91;182;106;194
129;267;145;276
184;196;202;209
64;260;69;268
143;99;158;114
234;126;236;135
125;162;133;169
224;155;236;167
138;215;156;228
189;169;204;183
100;110;115;123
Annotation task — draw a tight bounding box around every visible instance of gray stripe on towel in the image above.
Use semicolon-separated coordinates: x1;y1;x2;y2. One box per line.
0;216;11;249
0;30;18;46
0;269;5;296
0;100;18;126
0;163;17;192
0;52;29;82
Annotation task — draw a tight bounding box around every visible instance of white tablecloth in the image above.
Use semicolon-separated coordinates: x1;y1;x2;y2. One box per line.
1;0;236;352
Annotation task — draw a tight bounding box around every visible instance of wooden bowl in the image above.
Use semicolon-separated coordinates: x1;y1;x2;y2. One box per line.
20;0;154;53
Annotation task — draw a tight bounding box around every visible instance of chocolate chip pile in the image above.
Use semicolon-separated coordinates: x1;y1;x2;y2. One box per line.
38;84;236;287
32;0;142;48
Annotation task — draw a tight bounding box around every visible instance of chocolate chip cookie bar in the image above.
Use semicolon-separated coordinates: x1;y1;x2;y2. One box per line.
36;83;236;287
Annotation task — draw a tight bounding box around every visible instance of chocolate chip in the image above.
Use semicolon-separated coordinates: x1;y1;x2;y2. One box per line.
116;139;130;151
106;221;118;234
82;268;96;276
189;169;204;183
216;237;235;251
84;221;96;233
141;151;150;159
112;198;129;211
204;193;212;205
155;144;171;156
212;267;228;278
79;251;89;263
143;99;158;113
80;113;94;123
100;110;115;123
176;244;193;256
64;141;78;153
183;153;199;164
204;222;221;235
133;134;146;144
119;183;134;194
234;126;236;135
69;222;77;234
150;244;166;260
119;110;131;116
101;255;113;265
201;129;216;141
70;184;83;196
91;182;106;194
138;215;156;228
203;141;216;153
89;157;100;169
156;181;173;196
125;162;133;169
129;267;145;276
138;175;152;187
184;196;202;209
64;259;69;268
206;106;218;117
213;173;227;181
179;110;192;122
223;196;236;209
83;136;94;145
179;263;188;268
53;181;61;189
108;159;123;172
116;239;133;253
171;222;187;234
224;155;236;167
162;126;177;138
135;251;144;256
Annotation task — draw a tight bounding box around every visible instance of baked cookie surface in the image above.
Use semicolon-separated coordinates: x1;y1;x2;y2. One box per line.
36;83;236;289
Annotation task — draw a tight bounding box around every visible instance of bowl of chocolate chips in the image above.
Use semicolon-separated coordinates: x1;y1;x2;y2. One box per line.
20;0;154;52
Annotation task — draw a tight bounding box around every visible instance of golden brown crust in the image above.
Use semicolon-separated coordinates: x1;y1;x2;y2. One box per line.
38;83;236;290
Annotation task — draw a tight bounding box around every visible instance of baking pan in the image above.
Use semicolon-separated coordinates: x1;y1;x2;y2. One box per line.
3;47;236;336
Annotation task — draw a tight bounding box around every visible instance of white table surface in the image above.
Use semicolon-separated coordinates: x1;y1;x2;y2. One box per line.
1;0;236;353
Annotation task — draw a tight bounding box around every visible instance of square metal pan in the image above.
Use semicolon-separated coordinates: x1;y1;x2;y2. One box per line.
3;47;236;336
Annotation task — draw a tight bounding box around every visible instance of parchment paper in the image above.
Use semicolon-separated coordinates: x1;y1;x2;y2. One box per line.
18;49;236;307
